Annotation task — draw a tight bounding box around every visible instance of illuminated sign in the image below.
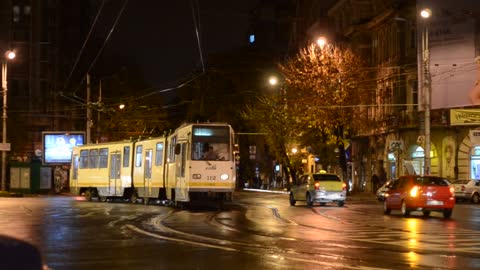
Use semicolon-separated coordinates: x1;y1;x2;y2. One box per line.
42;132;85;164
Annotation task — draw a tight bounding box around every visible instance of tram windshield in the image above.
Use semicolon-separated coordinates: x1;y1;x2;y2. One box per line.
191;125;231;161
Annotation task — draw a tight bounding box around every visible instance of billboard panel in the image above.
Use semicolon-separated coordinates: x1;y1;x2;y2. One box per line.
42;132;85;164
418;0;480;109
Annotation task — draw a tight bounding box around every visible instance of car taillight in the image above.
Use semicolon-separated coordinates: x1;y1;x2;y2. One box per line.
450;187;455;195
410;186;419;197
342;183;347;191
461;185;465;192
314;182;320;190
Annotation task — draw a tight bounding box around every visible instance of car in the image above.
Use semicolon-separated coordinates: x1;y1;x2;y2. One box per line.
450;179;480;203
289;171;347;207
383;175;455;218
376;179;397;201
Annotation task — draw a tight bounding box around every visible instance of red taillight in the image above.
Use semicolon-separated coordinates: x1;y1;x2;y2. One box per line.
342;183;347;191
450;187;455;195
314;182;320;190
461;185;465;192
410;186;419;197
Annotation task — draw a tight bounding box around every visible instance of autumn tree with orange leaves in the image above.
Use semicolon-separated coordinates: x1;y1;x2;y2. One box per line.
243;43;373;186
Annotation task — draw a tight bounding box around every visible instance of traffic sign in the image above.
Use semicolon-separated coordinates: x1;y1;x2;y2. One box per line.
0;143;11;151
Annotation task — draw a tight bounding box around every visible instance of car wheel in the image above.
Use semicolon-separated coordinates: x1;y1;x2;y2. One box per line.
472;193;480;204
401;201;410;217
443;208;453;218
306;193;313;207
383;200;391;215
289;193;296;206
337;201;344;207
422;210;431;217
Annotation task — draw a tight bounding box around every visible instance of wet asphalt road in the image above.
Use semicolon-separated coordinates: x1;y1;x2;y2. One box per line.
1;191;480;269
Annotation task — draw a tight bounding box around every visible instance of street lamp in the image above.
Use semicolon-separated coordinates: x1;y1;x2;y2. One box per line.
316;36;327;49
1;50;15;191
420;8;431;175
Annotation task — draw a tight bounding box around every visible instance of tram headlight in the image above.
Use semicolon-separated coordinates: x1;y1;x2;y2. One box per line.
220;174;229;180
192;174;201;179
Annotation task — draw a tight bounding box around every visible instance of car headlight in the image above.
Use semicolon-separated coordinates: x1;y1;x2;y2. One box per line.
220;174;229;180
192;174;201;179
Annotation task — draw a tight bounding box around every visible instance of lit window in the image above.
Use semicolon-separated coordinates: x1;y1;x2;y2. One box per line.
13;6;20;22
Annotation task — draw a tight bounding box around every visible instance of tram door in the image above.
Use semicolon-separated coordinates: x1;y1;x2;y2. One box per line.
109;153;121;196
175;142;188;201
144;149;153;197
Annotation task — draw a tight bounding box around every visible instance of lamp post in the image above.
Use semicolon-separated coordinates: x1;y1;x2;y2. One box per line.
420;8;432;175
1;50;15;191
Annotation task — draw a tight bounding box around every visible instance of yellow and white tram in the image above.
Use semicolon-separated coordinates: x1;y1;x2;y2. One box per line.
70;123;236;204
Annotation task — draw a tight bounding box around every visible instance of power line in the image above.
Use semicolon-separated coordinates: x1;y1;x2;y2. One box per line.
64;0;105;90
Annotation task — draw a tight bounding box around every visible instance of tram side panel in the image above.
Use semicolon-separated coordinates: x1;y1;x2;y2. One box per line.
70;141;134;200
132;137;167;200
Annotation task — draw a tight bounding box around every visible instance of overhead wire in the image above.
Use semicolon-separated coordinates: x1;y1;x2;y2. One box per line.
63;0;105;90
75;0;129;92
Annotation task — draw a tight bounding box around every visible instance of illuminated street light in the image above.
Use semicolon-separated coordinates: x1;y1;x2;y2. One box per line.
316;37;327;49
420;8;432;19
420;8;431;175
1;50;15;191
291;147;298;154
119;104;125;110
268;76;278;86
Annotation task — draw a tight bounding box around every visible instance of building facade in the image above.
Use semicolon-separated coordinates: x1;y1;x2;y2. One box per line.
329;0;480;192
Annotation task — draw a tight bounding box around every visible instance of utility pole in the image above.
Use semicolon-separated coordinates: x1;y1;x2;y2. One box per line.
86;73;91;144
96;80;102;143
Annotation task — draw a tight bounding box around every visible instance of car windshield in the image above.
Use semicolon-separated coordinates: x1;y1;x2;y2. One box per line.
414;177;449;186
312;174;340;181
451;179;470;185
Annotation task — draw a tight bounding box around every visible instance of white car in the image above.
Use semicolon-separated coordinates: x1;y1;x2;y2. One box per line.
450;179;480;203
376;179;396;201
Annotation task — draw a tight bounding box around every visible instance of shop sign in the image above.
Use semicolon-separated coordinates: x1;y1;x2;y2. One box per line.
388;140;403;151
470;130;480;144
451;109;480;126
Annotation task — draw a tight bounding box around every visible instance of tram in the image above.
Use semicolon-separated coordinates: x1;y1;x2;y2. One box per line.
70;123;236;204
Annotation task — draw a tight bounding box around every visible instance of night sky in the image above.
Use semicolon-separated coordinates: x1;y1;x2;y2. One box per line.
98;0;259;88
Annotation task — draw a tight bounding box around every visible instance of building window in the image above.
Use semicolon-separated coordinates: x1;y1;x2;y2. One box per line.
471;146;480;179
13;6;20;22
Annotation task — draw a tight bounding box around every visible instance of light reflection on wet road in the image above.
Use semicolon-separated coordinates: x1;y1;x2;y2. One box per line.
0;192;480;269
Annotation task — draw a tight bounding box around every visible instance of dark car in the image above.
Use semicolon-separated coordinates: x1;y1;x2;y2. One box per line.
383;175;455;218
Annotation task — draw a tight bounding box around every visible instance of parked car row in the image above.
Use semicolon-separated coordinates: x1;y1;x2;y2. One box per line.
449;179;480;203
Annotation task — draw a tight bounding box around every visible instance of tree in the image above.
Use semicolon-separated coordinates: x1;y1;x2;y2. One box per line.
242;43;373;187
279;43;373;180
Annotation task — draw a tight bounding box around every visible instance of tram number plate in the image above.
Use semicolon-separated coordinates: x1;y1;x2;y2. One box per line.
207;176;216;180
426;200;443;206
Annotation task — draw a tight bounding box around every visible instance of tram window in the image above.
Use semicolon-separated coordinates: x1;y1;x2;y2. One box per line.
135;145;143;167
191;126;231;161
79;150;88;169
89;149;99;168
169;136;177;162
123;146;130;167
99;148;108;168
155;143;164;166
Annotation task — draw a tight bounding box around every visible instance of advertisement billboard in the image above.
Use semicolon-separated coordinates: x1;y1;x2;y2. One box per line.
42;132;85;164
418;0;480;109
